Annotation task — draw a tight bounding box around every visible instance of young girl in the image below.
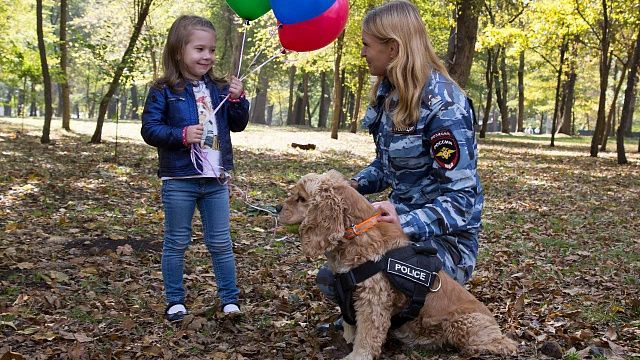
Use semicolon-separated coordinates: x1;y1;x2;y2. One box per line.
141;15;249;322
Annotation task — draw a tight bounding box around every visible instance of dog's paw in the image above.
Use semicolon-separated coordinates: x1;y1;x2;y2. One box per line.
460;335;518;357
341;351;373;360
343;323;356;344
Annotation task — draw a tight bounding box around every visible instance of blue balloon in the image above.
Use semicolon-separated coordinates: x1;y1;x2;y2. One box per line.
270;0;336;24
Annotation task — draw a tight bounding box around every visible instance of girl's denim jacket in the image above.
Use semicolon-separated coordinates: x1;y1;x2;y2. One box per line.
141;75;249;178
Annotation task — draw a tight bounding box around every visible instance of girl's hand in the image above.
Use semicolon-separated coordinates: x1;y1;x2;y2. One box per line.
372;201;400;226
185;124;204;145
228;76;244;99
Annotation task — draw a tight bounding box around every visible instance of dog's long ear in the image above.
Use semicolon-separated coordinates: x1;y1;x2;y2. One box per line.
299;180;346;258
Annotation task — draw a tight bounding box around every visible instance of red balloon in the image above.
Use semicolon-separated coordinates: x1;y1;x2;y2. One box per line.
277;0;349;52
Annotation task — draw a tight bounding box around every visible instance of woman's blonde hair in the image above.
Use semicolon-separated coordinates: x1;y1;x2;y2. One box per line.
363;1;450;128
154;15;225;92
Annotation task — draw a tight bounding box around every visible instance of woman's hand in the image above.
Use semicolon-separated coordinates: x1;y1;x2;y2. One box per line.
228;76;244;100
372;201;400;225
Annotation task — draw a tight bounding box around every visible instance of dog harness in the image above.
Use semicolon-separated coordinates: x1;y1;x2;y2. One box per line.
334;243;442;329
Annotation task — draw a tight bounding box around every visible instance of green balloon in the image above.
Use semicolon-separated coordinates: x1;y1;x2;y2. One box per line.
226;0;271;21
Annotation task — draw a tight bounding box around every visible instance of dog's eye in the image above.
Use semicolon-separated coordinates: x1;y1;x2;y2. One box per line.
297;196;306;203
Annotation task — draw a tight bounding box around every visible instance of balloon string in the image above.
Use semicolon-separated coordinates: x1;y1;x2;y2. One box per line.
236;20;249;77
213;49;286;117
245;47;265;74
239;49;284;81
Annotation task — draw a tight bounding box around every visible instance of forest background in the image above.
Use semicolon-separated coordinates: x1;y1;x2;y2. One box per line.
0;0;639;359
0;0;639;158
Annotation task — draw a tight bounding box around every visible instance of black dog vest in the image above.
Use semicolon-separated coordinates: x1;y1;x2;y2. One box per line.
334;244;442;329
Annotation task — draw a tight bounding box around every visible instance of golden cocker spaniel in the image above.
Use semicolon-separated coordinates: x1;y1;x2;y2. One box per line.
278;170;517;360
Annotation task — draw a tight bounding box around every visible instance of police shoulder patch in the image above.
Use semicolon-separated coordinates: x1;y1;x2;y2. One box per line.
429;128;460;170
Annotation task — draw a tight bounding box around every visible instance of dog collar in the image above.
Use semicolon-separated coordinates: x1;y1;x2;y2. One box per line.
344;212;382;239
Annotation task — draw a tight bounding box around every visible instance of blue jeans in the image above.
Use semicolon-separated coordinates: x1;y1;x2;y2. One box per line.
161;178;239;306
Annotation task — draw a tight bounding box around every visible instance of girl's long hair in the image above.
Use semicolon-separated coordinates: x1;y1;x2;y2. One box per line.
154;15;226;92
363;1;451;128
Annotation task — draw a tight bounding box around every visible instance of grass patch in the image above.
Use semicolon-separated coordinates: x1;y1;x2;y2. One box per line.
256;315;273;329
563;351;580;360
68;307;100;324
582;305;622;323
538;237;577;252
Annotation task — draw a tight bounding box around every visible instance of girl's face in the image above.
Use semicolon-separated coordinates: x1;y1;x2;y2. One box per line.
361;32;395;77
181;28;216;81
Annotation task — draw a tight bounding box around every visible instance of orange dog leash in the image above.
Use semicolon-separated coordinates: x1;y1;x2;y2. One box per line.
343;212;382;239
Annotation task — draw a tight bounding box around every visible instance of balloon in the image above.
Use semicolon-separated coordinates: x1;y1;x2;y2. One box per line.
226;0;271;21
270;0;335;24
277;0;349;52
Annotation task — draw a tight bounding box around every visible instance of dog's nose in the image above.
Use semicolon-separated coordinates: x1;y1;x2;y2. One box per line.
275;204;282;213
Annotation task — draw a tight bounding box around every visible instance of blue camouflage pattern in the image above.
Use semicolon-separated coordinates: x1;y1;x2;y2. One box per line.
353;70;484;284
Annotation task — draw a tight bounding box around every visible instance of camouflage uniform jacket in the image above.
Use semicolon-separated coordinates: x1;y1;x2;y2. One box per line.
352;71;484;283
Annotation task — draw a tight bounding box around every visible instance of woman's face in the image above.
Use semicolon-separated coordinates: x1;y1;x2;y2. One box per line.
361;32;395;77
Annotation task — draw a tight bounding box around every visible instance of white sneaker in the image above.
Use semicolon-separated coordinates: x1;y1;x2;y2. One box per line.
222;303;241;315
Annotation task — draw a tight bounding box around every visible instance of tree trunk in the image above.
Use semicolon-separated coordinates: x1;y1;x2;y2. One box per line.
286;66;296;125
54;84;61;117
550;38;568;147
480;49;494;138
250;66;269;124
559;42;578;135
318;71;330;128
266;104;274;125
517;50;524;132
330;31;346;139
559;69;576;135
59;0;70;130
351;67;367;133
494;47;509;134
30;81;37;116
590;0;611;157
302;72;310;126
623;89;635;136
3;88;12;117
229;19;244;76
19;79;27;116
445;0;480;89
292;81;305;125
119;88;128;120
220;5;237;74
91;0;154;143
347;90;355;132
617;26;640;164
37;0;53;144
107;96;117;120
129;85;139;119
601;61;627;151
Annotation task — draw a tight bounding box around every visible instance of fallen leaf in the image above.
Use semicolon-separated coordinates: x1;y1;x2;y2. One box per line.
0;321;16;330
116;244;133;256
15;262;34;270
606;340;626;356
67;343;86;360
0;350;27;360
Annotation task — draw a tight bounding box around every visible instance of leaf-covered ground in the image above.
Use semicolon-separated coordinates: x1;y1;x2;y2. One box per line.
1;118;639;360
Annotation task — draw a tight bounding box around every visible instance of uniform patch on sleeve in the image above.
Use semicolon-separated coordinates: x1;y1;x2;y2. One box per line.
430;129;460;170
